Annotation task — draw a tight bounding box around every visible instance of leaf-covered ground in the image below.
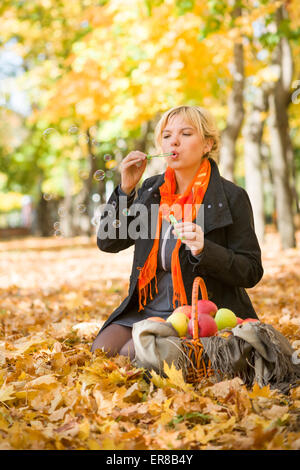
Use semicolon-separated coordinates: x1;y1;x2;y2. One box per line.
0;228;300;450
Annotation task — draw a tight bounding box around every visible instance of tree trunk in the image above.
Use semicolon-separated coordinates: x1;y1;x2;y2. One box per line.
73;128;98;237
59;168;74;237
267;5;296;249
219;5;245;181
243;86;269;246
35;177;58;236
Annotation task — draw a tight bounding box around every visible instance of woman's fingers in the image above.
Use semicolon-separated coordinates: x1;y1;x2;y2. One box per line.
175;231;197;240
172;222;204;242
172;223;202;234
125;158;146;166
122;158;146;169
124;152;146;163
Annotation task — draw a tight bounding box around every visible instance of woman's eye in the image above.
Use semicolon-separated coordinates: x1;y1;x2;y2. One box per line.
163;134;191;139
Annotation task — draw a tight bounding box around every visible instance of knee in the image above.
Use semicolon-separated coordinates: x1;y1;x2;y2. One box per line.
90;336;116;356
119;339;135;361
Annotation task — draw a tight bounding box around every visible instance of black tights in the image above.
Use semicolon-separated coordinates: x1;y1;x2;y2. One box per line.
90;324;135;361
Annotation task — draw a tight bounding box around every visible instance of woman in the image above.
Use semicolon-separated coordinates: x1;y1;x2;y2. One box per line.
91;105;264;360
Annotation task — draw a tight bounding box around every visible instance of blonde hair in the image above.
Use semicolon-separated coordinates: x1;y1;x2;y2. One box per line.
154;105;220;162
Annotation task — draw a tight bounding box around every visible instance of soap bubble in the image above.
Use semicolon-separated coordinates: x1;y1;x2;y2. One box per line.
93;169;105;181
54;229;63;238
68;126;79;135
92;194;101;203
104;154;112;161
58;207;66;217
112;219;121;228
117;139;127;149
105;170;114;179
92;139;101;147
77;204;86;214
43;193;53;201
43;128;58;141
78;133;89;144
53;221;60;230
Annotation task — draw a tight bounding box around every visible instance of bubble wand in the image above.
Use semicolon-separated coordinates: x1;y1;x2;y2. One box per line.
169;214;185;241
146;152;174;160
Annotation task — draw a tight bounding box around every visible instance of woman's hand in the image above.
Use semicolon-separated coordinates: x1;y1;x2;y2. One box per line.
172;222;204;257
120;151;147;195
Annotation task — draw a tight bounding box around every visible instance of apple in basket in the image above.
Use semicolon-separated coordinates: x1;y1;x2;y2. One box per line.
188;314;218;338
147;317;166;323
171;305;192;319
197;299;218;317
166;311;189;337
214;308;237;330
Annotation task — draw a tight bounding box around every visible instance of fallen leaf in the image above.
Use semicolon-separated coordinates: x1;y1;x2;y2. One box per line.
48;407;69;422
26;374;58;389
163;361;193;392
249;383;273;399
0;383;15;402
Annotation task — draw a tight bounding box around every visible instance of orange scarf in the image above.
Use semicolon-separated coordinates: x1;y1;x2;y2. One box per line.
137;157;211;312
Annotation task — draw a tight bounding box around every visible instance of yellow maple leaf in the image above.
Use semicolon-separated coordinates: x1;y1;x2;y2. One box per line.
163;361;193;392
249;382;273;399
149;369;169;389
0;384;15;403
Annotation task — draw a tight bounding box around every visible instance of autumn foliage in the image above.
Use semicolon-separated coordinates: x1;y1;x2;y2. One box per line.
0;229;299;450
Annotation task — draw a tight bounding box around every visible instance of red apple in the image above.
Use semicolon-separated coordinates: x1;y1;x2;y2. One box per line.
242;318;259;323
237;317;243;324
147;317;166;323
173;305;192;319
188;314;218;338
197;299;218;317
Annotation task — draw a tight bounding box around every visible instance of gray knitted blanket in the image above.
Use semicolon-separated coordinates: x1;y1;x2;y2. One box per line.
132;319;300;393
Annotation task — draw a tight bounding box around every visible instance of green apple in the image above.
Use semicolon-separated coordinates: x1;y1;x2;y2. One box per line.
215;308;237;330
166;311;189;337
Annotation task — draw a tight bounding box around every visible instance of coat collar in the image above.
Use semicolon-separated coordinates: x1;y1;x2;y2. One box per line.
141;157;233;235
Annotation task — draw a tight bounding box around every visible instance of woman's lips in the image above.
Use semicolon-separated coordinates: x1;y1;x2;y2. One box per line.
170;151;179;158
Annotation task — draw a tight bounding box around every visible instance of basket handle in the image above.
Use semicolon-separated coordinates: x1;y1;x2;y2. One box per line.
191;276;208;339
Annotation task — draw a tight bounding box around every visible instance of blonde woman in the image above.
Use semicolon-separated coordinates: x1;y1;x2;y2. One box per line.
91;105;264;360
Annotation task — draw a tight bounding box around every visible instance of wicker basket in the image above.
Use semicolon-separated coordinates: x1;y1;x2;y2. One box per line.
180;276;215;384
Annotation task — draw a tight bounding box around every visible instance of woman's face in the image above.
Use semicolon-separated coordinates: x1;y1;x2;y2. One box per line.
160;114;212;170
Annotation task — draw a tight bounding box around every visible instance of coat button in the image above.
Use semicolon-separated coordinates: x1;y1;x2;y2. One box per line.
148;187;153;191
207;204;212;209
218;202;223;207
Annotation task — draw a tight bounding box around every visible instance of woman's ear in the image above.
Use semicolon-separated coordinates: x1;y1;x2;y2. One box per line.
204;138;214;153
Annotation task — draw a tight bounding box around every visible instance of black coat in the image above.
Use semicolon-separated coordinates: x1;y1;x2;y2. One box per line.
97;157;264;333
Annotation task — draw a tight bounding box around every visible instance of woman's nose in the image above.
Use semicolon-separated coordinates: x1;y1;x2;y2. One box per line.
169;135;180;145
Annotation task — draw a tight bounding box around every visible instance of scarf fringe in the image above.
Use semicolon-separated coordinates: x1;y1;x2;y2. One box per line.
199;323;300;393
138;274;159;312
